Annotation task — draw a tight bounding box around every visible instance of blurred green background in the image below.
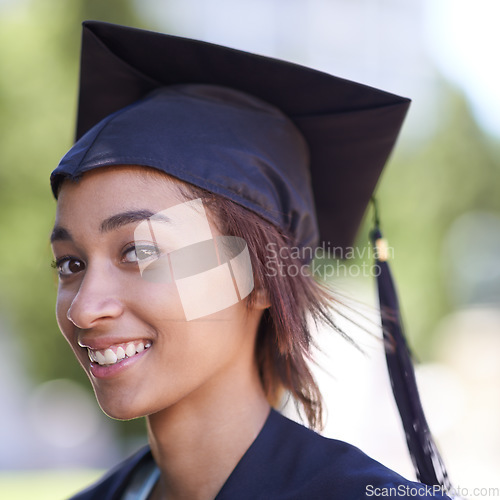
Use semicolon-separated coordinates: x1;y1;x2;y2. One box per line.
1;0;499;498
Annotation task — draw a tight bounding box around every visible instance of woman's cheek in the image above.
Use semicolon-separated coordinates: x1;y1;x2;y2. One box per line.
132;279;188;323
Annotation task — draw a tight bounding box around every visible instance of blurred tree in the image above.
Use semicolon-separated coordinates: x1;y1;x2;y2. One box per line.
373;84;500;357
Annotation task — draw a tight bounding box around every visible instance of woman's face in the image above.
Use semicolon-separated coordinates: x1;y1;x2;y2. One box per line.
51;166;263;420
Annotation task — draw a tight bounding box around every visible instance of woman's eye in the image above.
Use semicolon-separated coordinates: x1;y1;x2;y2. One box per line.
123;245;159;263
54;257;85;277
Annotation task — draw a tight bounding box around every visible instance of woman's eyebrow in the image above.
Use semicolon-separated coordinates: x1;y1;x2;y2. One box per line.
50;210;170;243
50;227;72;243
100;210;170;233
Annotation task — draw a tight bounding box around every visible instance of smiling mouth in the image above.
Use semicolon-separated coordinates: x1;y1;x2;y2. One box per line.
87;341;152;366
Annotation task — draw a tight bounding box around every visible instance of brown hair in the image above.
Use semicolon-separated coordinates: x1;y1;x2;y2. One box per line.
173;181;353;431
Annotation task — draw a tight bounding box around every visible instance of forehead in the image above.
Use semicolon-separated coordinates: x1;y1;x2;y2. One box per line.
55;166;186;223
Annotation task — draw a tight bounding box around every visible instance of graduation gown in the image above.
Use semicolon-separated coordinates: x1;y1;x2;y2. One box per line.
70;409;450;499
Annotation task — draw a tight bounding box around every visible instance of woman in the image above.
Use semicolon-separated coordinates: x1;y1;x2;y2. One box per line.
50;21;451;499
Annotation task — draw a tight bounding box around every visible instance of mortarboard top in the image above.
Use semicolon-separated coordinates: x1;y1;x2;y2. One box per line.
51;20;410;253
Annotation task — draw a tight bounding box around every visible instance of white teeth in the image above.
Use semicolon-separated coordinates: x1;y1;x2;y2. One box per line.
104;349;117;364
125;343;136;357
89;340;152;366
95;351;106;365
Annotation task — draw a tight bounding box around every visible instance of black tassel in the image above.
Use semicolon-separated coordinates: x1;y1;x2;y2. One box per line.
369;198;453;491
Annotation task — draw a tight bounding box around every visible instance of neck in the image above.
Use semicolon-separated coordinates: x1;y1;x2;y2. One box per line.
146;361;270;500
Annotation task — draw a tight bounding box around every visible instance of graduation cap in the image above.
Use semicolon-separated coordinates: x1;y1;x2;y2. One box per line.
51;20;410;253
50;21;453;490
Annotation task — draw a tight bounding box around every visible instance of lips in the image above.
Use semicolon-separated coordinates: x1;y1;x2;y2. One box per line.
85;340;152;366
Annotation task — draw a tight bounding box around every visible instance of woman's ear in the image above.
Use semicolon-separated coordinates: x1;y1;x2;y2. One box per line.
251;287;271;311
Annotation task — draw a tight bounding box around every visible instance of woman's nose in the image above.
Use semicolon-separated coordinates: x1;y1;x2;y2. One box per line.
66;266;124;329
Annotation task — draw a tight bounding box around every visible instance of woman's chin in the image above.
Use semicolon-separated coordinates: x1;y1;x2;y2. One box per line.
98;401;147;421
93;391;151;421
